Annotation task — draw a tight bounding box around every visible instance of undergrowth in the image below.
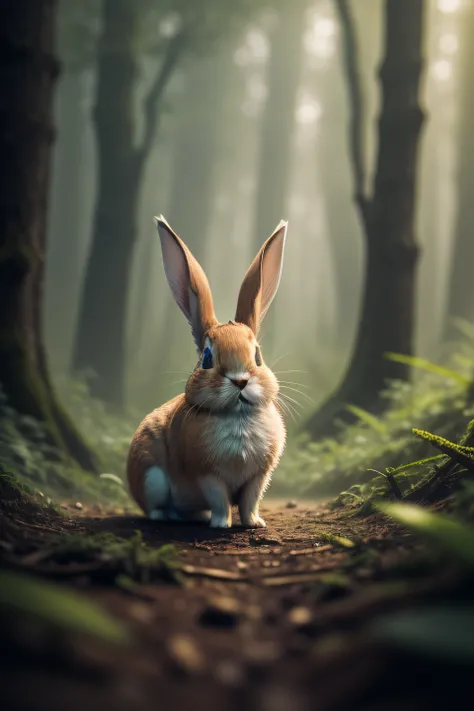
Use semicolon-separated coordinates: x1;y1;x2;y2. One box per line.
0;382;133;507
274;339;474;499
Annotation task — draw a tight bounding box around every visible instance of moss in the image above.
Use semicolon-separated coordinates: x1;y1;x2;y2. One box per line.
55;530;176;570
413;427;474;471
0;334;98;473
0;387;131;506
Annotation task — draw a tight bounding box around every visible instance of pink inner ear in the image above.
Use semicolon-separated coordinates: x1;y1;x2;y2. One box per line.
159;225;192;322
235;221;287;334
156;216;217;348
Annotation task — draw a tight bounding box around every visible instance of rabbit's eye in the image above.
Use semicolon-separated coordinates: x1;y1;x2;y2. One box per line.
202;346;213;369
255;345;262;366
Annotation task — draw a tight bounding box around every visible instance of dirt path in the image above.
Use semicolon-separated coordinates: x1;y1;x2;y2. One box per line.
1;500;471;711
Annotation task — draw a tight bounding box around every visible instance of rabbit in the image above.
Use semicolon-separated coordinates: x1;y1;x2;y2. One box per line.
127;215;288;529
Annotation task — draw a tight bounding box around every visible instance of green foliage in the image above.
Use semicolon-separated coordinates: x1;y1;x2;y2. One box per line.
345;404;387;433
315;530;355;548
413;427;474;457
0;570;129;644
0;381;133;506
55;530;177;574
384;352;472;387
412;426;474;471
453;481;474;521
374;607;474;664
274;345;474;498
377;502;474;568
55;375;138;486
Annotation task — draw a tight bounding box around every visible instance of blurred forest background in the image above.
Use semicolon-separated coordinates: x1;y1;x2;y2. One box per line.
45;0;472;410
2;0;474;500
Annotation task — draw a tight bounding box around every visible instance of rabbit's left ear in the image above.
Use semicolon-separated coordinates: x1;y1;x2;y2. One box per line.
235;220;288;335
155;215;217;350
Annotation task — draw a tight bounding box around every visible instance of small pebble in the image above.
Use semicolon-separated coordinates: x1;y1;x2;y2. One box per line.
166;634;204;675
287;606;313;626
75;501;83;510
285;500;298;509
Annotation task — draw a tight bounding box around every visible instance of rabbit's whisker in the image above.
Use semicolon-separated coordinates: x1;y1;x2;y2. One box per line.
278;385;315;404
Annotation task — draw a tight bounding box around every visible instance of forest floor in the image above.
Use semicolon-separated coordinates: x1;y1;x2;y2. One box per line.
2;492;474;711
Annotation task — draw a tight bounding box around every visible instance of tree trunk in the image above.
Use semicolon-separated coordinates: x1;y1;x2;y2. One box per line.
45;69;87;373
167;57;225;255
250;0;306;353
73;0;139;407
73;0;185;408
251;1;306;249
444;1;474;339
305;0;425;437
0;0;97;471
158;52;230;372
317;52;362;354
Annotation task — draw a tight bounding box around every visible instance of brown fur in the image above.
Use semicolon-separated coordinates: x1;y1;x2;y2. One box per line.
127;217;288;522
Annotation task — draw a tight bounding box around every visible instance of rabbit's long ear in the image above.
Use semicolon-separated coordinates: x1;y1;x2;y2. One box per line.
235;220;288;335
155;215;217;349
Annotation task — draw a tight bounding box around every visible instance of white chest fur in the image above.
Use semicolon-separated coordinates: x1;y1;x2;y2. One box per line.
204;402;285;493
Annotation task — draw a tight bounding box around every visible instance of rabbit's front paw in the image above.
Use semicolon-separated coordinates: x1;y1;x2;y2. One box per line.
209;513;232;529
243;513;266;529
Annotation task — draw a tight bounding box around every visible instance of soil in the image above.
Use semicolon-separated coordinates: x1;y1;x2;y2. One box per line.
1;498;473;711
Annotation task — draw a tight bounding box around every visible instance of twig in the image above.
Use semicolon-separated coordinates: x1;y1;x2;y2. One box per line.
334;0;371;235
136;31;188;168
179;564;248;582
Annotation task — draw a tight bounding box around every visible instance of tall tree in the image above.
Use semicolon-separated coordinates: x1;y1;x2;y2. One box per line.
250;0;307;355
73;0;255;408
0;0;97;470
305;0;426;436
45;0;99;373
444;1;474;339
252;0;307;251
73;0;187;406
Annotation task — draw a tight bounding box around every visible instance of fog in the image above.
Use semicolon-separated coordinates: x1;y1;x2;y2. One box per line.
44;0;473;420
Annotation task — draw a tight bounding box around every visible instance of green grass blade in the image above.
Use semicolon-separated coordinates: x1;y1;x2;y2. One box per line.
374;607;474;663
0;570;129;644
384;352;470;386
345;404;386;433
377;501;474;568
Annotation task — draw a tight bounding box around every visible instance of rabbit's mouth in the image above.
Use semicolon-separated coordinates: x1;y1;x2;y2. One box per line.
238;393;252;405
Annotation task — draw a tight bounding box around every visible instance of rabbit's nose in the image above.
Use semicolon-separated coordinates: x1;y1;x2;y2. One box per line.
230;378;249;390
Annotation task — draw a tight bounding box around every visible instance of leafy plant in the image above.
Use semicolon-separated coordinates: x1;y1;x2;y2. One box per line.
374;607;474;664
377;501;474;568
0;570;129;644
384;352;471;387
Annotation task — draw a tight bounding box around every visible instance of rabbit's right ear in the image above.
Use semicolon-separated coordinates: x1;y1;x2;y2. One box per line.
235;220;288;336
155;216;217;350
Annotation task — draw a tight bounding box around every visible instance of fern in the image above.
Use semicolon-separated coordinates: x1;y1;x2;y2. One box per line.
384;352;471;387
345;404;386;433
387;454;445;475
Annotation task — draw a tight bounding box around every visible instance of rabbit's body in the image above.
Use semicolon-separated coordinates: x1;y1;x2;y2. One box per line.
128;390;285;526
127;216;288;528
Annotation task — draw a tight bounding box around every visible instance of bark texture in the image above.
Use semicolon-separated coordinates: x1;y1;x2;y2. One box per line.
444;1;474;338
73;0;185;406
305;0;426;436
0;0;97;470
